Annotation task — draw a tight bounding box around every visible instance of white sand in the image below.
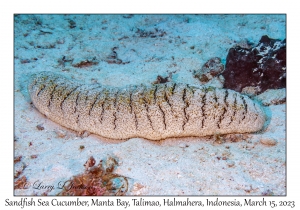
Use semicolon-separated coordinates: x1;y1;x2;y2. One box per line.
14;14;286;195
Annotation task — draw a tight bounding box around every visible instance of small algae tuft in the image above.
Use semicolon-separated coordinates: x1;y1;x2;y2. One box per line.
58;156;128;196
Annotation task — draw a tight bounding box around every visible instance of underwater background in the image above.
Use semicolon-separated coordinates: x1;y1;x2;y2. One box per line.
14;14;286;195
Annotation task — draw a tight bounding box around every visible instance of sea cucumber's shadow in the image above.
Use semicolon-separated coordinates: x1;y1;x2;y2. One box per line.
261;105;272;133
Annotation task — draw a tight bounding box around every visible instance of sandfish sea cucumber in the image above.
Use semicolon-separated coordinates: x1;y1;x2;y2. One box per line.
28;71;266;140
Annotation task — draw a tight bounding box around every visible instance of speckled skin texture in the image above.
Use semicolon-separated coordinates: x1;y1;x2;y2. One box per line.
28;71;266;140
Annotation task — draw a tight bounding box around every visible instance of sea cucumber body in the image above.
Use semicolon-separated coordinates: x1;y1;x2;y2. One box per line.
28;71;266;140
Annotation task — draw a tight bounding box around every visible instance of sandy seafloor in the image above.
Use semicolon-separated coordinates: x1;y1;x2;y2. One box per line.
14;14;286;196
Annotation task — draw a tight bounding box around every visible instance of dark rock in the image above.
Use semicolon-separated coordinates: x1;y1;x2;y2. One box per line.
222;35;286;93
152;75;169;84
